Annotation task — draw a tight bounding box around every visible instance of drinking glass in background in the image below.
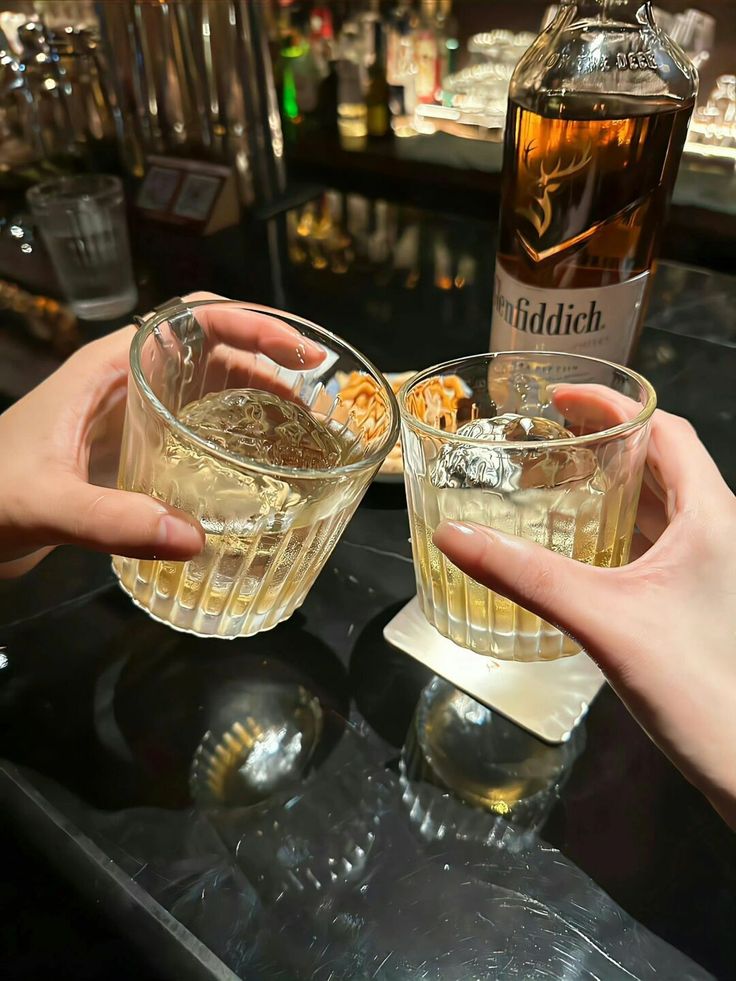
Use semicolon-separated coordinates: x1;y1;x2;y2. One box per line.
27;174;137;319
113;298;399;638
399;352;656;662
688;76;736;155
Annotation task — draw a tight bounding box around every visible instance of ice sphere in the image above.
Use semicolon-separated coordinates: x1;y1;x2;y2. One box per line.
179;389;343;470
432;413;598;492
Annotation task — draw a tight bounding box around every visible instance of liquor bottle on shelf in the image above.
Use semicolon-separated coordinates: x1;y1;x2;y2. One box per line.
435;0;459;84
491;0;697;366
386;0;416;120
281;32;305;124
309;4;336;74
386;0;410;79
336;20;368;150
281;6;320;125
415;0;440;105
366;22;390;138
307;3;338;131
357;0;382;66
316;51;339;134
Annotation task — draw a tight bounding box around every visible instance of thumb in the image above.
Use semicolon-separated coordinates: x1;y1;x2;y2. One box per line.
433;520;620;656
50;480;205;560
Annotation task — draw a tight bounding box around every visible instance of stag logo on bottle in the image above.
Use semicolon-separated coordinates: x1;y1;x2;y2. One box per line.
494;273;605;336
517;145;592;239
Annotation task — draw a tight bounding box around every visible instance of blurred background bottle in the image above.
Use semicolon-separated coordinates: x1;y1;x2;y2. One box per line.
337;19;368;150
386;0;416;123
414;0;440;105
280;4;321;126
366;21;390;138
491;0;697;366
436;0;460;83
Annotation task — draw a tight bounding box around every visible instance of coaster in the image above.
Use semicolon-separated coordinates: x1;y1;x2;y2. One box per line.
383;598;605;744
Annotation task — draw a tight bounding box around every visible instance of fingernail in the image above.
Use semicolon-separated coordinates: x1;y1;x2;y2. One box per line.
156;515;203;554
440;520;477;539
433;520;497;560
434;520;481;553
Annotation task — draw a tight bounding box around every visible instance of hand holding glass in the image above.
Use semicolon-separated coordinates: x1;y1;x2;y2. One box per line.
399;352;655;661
114;299;398;638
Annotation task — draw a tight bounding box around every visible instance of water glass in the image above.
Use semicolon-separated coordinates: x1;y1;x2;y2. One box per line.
27;174;137;319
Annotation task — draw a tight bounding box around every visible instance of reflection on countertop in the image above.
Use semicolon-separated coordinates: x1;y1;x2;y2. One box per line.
1;184;736;980
646;261;736;347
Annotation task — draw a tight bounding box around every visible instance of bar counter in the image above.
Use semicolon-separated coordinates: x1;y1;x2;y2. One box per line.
1;185;735;981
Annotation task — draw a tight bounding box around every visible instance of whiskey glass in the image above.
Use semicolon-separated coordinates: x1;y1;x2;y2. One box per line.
113;298;398;638
399;351;655;661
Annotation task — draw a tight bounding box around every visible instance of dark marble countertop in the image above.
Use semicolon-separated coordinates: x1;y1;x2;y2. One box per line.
1;187;735;981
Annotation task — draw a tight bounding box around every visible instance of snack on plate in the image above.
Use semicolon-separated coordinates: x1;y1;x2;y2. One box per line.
404;373;468;434
336;370;465;477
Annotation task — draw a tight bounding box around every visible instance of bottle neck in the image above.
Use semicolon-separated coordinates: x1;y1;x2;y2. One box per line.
371;21;386;74
558;1;654;25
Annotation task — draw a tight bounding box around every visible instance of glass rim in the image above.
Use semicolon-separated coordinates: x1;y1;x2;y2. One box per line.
27;173;123;207
398;351;657;449
130;299;401;481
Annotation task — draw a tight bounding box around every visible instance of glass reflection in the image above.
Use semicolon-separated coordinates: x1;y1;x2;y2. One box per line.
190;683;325;807
401;677;585;842
284;189;486;299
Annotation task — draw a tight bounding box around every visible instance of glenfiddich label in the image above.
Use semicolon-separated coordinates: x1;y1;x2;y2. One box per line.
491;261;649;365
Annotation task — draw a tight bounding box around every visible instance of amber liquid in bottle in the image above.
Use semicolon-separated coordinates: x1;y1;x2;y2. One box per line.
491;1;697;366
499;94;693;287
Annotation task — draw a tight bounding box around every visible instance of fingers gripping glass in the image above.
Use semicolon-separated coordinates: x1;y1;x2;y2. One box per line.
114;298;399;638
399;351;656;662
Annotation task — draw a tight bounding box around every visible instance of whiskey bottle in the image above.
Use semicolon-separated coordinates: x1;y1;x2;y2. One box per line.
491;1;697;365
